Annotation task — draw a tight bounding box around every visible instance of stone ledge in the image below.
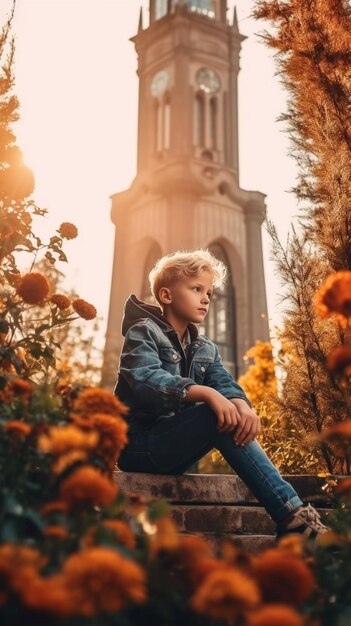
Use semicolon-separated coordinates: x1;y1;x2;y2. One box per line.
115;471;332;506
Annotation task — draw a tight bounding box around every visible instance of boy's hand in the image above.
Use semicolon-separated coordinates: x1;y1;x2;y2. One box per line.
230;398;261;446
205;389;240;433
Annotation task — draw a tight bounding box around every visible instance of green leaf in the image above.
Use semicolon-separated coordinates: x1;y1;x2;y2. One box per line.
147;499;170;523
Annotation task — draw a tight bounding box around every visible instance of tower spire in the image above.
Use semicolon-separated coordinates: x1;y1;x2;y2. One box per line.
138;6;143;33
232;5;239;32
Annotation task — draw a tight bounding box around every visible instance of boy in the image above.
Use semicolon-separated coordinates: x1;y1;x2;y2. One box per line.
116;249;328;540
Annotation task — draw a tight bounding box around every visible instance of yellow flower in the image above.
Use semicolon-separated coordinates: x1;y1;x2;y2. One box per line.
38;425;98;456
59;466;118;509
191;567;260;622
253;549;315;605
247;603;303;626
62;547;146;616
52;450;89;475
73;387;129;418
16;272;50;305
58;222;78;239
315;271;351;323
50;293;71;310
72;298;96;320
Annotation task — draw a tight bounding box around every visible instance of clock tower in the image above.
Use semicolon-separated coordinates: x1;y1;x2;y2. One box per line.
102;0;269;387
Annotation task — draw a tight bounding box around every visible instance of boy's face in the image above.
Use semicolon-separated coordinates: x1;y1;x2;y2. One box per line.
162;269;214;326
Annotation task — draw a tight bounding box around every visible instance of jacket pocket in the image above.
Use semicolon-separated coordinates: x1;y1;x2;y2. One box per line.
192;358;213;383
159;346;182;373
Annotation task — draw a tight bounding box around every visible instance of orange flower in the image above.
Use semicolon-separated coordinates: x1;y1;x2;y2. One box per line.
191;567;260;622
335;477;351;501
7;378;32;396
38;424;98;456
253;549;315;605
50;293;71;310
43;525;69;540
327;345;351;376
59;466;118;508
277;534;304;558
247;603;303;626
85;520;136;550
53;450;88;475
315;271;351;322
16;571;73;616
72;298;96;320
150;517;179;554
3;420;32;437
16;272;50;305
62;547;146;616
58;222;78;239
90;413;128;469
0;544;47;609
73;387;129;418
41;500;69;516
322;420;351;441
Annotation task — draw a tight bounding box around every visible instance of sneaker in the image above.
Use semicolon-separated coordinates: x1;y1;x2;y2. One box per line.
276;503;329;541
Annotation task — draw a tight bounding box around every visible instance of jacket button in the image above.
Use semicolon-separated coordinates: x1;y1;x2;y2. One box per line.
200;366;206;373
172;353;178;360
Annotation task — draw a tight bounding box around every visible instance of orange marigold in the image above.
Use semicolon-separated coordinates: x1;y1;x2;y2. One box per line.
43;525;69;540
322;420;351;441
50;293;71;310
41;500;70;516
247;603;303;626
16;571;73;616
62;547;146;616
72;298;96;320
16;272;50;305
191;567;260;622
38;425;98;456
7;378;32;396
315;271;351;322
3;420;32;438
53;450;88;475
0;544;47;609
90;413;128;469
58;222;78;239
327;345;351;376
73;387;129;418
85;520;136;550
335;477;351;501
59;466;118;509
253;549;315;605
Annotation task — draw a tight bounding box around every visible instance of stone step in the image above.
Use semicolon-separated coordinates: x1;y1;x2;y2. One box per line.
115;471;332;507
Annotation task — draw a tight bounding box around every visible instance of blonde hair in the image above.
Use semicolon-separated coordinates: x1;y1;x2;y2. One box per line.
149;249;228;304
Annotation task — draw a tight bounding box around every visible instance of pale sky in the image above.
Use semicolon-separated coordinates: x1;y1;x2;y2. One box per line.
2;0;299;350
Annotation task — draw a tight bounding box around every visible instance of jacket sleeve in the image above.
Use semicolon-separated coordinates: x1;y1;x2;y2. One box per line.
203;344;251;406
118;322;195;414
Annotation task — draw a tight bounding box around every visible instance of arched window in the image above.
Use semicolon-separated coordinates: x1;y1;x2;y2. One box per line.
195;94;205;147
209;97;217;149
172;0;216;18
164;95;171;150
155;100;162;152
198;244;237;376
156;0;168;20
141;243;163;303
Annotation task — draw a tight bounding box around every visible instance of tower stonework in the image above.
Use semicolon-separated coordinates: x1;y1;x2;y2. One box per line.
102;1;269;388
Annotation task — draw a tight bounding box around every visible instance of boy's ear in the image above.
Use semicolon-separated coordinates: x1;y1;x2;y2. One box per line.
159;287;172;305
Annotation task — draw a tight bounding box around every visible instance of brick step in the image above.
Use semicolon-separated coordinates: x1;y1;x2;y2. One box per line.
203;534;275;552
115;471;332;507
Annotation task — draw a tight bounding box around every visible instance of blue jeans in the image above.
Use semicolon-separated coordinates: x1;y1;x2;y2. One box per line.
118;403;303;525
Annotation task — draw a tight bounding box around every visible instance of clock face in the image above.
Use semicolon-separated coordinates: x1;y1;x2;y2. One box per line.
195;67;221;94
151;69;170;97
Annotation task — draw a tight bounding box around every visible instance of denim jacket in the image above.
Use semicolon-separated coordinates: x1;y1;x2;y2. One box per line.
114;294;250;428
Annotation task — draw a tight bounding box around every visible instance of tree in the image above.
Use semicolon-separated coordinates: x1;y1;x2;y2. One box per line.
254;0;351;473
